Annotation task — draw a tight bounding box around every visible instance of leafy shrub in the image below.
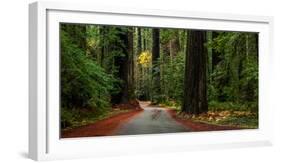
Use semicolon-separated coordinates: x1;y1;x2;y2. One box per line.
61;28;117;111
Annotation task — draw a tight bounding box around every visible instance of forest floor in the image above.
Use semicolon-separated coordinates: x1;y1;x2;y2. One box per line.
62;101;249;138
165;104;258;130
167;110;242;131
61;108;143;138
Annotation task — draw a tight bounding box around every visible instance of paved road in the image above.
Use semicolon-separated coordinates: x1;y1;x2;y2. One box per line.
115;102;190;135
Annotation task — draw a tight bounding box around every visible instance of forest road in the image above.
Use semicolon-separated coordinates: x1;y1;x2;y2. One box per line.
115;102;191;135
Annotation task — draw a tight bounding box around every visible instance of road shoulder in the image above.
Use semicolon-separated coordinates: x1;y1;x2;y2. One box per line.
167;109;242;132
61;108;143;138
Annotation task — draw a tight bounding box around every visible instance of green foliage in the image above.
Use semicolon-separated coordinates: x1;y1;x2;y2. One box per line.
61;107;110;129
60;24;138;129
61;28;116;110
209;101;250;111
135;29;186;104
161;51;185;103
60;24;124;130
217;114;258;128
208;32;258;111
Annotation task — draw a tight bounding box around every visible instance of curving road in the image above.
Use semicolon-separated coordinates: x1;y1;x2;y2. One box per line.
115;102;190;135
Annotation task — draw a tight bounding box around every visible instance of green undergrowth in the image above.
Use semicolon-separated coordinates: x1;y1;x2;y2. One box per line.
211;114;258;129
207;102;258;128
161;100;258;129
193;112;258;129
158;99;181;110
208;101;258;112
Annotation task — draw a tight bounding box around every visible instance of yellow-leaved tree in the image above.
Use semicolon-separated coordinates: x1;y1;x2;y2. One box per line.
138;51;152;67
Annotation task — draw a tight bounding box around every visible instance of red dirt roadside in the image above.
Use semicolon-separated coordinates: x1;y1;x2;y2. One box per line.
62;109;143;138
167;109;241;131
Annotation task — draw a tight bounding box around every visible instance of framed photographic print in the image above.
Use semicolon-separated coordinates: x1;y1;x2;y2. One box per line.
29;1;274;161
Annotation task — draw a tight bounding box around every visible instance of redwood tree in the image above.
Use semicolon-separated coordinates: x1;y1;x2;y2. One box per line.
111;28;135;104
152;28;161;103
182;30;208;114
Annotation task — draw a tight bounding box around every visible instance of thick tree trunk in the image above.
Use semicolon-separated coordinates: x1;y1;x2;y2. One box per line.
182;30;208;114
111;28;135;104
152;28;161;103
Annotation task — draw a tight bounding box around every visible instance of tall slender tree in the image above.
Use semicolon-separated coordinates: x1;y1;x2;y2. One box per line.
255;33;259;64
206;31;213;84
169;31;180;57
182;30;208;114
99;26;107;67
137;28;142;55
111;28;135;104
211;32;221;72
136;28;143;99
128;27;135;100
152;28;161;103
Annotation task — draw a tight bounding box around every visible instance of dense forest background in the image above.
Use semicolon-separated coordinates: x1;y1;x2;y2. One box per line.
60;23;258;130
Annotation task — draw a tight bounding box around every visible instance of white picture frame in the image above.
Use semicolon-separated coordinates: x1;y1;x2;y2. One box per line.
29;1;274;161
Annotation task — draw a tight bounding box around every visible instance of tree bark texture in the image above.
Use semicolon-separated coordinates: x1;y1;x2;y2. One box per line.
182;30;208;114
